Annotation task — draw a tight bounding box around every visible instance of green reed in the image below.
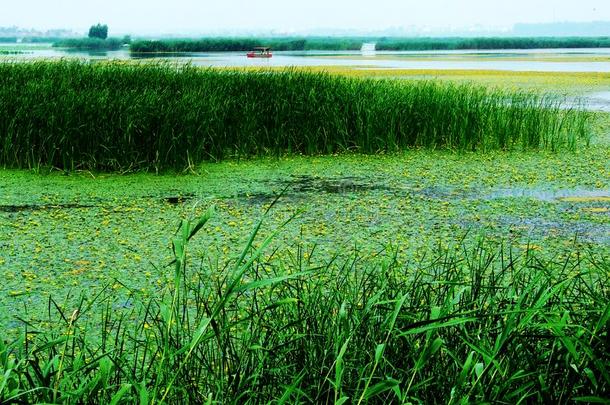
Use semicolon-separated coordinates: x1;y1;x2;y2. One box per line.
0;61;591;171
52;38;126;50
0;209;608;403
129;38;364;53
375;36;610;51
129;36;610;53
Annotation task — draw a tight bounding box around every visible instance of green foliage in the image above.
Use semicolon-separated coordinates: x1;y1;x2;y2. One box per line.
0;61;590;171
129;36;610;53
0;212;608;403
130;37;365;53
375;36;610;51
53;37;122;50
88;23;108;40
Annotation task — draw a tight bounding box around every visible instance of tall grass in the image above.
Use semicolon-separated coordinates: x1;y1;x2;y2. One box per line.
130;37;365;53
53;37;124;50
0;61;590;171
129;36;610;53
375;36;610;51
1;210;608;403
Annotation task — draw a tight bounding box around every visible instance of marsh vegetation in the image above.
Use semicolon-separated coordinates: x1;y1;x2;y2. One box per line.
128;36;610;53
0;61;590;171
1;210;608;403
0;56;608;403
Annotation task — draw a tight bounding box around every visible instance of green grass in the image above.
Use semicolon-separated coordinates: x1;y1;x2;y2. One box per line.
0;61;591;171
1;209;608;403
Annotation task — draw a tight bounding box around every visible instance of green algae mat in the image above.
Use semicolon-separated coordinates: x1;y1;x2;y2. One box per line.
1;146;609;334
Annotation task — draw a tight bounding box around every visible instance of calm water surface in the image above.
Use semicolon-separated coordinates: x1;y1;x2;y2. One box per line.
2;45;610;73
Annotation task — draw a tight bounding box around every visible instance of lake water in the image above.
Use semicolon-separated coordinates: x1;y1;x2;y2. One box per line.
2;45;610;73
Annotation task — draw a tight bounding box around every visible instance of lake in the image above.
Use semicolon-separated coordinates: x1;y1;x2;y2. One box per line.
2;44;610;73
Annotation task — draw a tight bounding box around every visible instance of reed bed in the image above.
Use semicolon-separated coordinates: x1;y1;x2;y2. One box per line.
52;37;124;50
130;38;364;53
375;36;610;51
0;61;590;171
1;210;608;403
129;36;610;53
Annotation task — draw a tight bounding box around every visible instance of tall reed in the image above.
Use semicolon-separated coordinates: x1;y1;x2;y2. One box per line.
129;37;365;53
0;61;590;171
52;37;124;50
375;36;610;51
1;210;608;403
129;36;610;53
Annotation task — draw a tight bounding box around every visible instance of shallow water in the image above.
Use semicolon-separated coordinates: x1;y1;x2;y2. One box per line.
486;187;610;202
584;91;610;112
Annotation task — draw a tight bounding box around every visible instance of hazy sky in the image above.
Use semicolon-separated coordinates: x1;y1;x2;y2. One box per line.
2;0;609;34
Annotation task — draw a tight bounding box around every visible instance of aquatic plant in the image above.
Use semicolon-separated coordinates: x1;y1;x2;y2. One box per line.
1;210;608;403
0;61;590;171
53;37;124;50
375;36;610;51
129;36;610;53
130;37;365;53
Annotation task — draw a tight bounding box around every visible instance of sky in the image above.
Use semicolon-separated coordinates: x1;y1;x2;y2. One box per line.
1;0;609;35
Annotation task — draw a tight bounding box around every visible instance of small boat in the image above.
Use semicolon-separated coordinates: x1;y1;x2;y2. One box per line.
247;47;272;58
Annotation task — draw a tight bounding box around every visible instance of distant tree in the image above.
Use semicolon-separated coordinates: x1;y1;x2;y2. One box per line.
88;24;108;40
